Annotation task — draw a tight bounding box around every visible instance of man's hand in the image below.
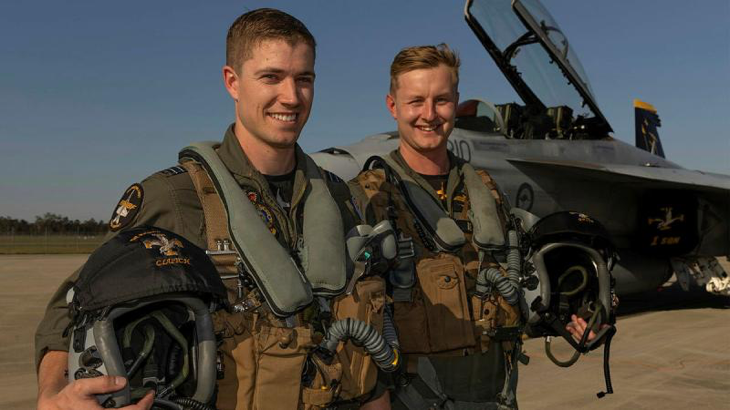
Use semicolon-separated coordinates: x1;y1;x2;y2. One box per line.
37;350;154;410
565;314;608;344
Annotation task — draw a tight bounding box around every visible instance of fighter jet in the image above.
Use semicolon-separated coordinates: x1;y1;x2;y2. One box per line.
311;0;730;297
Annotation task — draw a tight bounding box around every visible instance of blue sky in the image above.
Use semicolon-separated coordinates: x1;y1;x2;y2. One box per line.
1;0;728;221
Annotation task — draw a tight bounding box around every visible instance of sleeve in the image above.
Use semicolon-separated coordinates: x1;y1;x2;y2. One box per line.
33;172;203;370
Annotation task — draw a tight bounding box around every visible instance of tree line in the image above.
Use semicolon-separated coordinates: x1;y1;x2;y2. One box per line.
0;213;108;235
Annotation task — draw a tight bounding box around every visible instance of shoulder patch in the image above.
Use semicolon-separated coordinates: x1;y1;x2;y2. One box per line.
109;183;144;232
157;165;188;177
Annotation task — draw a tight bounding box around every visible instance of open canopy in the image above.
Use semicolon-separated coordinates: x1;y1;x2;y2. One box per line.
464;0;613;134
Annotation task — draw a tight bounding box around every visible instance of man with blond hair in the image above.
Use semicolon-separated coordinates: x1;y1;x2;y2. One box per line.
349;44;599;409
36;8;389;410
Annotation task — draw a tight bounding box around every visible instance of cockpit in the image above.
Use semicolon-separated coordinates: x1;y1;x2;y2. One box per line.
455;98;607;140
459;0;614;140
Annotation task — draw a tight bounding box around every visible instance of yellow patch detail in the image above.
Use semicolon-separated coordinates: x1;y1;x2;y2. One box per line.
436;182;447;201
156;257;191;267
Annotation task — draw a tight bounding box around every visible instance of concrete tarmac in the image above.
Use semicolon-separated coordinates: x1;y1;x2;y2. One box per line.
517;279;730;409
1;255;728;409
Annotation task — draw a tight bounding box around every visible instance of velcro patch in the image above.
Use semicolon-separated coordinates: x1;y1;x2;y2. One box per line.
109;183;144;232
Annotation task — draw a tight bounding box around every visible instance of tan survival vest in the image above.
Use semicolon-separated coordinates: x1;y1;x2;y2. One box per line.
178;157;383;409
353;155;522;366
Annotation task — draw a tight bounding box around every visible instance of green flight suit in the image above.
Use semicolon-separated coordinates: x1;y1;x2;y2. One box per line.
35;125;380;409
349;150;523;409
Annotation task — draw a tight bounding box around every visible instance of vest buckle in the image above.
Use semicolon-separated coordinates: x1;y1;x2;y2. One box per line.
206;238;237;256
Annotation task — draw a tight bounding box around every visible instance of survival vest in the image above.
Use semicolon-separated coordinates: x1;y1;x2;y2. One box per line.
353;151;524;407
177;142;384;409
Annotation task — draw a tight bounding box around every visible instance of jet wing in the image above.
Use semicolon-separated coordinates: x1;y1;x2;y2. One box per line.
507;158;730;192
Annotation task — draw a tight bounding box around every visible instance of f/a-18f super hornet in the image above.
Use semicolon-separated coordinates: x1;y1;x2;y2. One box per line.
311;0;730;297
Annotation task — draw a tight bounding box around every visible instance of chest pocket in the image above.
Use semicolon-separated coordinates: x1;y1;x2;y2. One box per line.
332;276;386;400
393;254;476;354
213;311;329;410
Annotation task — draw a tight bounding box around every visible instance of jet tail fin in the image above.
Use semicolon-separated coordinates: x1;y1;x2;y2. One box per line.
634;99;665;158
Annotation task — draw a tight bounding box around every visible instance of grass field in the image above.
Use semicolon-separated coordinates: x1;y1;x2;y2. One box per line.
0;235;105;254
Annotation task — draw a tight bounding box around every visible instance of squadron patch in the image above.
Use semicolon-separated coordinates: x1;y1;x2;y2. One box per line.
109;183;144;232
246;190;277;235
129;229;191;267
256;204;277;235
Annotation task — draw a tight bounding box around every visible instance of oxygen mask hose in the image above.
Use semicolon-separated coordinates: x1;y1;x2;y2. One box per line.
150;311;190;399
477;267;520;305
125;324;155;379
475;230;522;305
506;230;521;286
321;306;400;372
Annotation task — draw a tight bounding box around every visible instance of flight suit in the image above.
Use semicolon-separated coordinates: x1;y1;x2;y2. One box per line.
349;150;522;409
35;125;385;409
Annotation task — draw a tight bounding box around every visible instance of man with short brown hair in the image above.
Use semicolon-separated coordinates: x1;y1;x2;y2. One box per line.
350;43;599;409
226;8;317;70
36;8;388;410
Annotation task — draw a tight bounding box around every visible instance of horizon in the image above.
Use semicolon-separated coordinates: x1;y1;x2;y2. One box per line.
2;0;728;221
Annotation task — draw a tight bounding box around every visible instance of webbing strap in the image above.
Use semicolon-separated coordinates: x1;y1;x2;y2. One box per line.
180;161;237;275
179;142;313;317
395;378;446;410
379;155;466;253
417;357;453;409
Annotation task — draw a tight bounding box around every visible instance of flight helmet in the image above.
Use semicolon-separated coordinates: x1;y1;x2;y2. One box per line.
66;226;227;409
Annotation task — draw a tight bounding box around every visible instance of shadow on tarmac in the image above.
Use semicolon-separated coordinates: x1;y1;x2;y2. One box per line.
617;281;730;317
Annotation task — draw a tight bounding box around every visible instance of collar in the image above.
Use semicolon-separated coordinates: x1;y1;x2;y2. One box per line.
218;124;311;211
390;148;464;213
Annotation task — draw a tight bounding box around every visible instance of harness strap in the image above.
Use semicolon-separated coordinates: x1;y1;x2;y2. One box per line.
416;357;452;408
363;156;418;302
395;359;451;410
396;355;520;410
379;155;466;253
180;142;313;317
496;340;521;409
179;161;237;275
396;382;438;410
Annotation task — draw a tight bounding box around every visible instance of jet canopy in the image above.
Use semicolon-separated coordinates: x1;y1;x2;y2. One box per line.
464;0;613;139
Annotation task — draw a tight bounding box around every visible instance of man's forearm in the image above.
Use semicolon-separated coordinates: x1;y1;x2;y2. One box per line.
37;350;69;400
